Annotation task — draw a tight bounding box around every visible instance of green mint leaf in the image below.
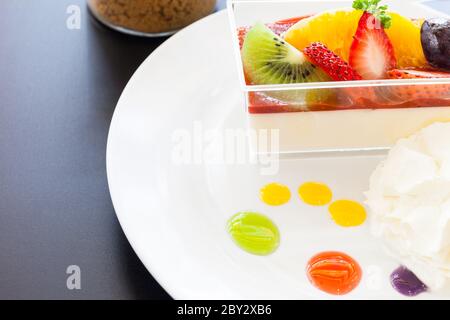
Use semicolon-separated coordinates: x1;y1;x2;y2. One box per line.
352;0;392;28
352;0;365;10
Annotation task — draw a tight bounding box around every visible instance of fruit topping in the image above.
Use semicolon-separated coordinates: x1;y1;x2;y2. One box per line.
376;68;450;103
304;42;362;81
241;23;330;85
421;18;450;71
239;0;450;111
349;12;397;79
385;13;427;68
285;0;428;69
387;68;450;79
284;9;363;62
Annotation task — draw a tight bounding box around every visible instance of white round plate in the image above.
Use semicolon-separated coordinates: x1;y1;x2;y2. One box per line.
107;10;445;299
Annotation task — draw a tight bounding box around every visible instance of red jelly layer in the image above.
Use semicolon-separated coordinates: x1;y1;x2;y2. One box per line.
248;90;450;113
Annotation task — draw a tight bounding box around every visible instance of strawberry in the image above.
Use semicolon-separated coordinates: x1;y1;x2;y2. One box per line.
304;42;362;81
378;84;450;102
237;26;250;49
387;69;450;79
304;42;368;106
376;68;450;103
349;12;397;79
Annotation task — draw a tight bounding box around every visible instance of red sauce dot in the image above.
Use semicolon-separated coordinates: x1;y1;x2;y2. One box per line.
306;251;362;295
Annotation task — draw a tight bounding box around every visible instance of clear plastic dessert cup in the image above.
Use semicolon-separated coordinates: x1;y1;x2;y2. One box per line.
227;0;450;154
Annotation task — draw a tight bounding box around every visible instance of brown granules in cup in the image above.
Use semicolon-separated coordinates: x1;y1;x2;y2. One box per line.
89;0;217;34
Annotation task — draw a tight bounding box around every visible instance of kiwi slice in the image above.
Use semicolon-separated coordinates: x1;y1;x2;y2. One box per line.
242;23;332;106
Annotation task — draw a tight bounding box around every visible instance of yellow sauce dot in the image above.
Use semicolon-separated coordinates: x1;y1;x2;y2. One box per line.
260;183;291;206
298;182;333;206
328;200;367;227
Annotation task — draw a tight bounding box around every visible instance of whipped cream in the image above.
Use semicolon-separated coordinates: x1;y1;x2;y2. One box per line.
366;122;450;290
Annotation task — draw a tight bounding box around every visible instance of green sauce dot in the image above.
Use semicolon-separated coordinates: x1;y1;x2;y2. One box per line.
227;212;280;256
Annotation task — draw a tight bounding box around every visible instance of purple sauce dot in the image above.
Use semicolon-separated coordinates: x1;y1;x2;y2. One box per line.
390;266;428;297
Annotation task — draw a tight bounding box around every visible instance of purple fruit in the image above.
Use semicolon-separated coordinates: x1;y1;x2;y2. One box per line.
421;18;450;70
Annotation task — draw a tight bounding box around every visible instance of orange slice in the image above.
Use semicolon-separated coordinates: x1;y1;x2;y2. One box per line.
285;9;428;68
284;9;363;62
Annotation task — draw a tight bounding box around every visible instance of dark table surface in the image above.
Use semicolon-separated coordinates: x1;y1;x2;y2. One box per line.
0;0;447;300
0;0;225;300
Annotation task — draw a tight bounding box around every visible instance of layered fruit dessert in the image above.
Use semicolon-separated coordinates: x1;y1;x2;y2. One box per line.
230;0;450;152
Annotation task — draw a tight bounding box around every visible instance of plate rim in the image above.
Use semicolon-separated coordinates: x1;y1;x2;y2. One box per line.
106;10;230;300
